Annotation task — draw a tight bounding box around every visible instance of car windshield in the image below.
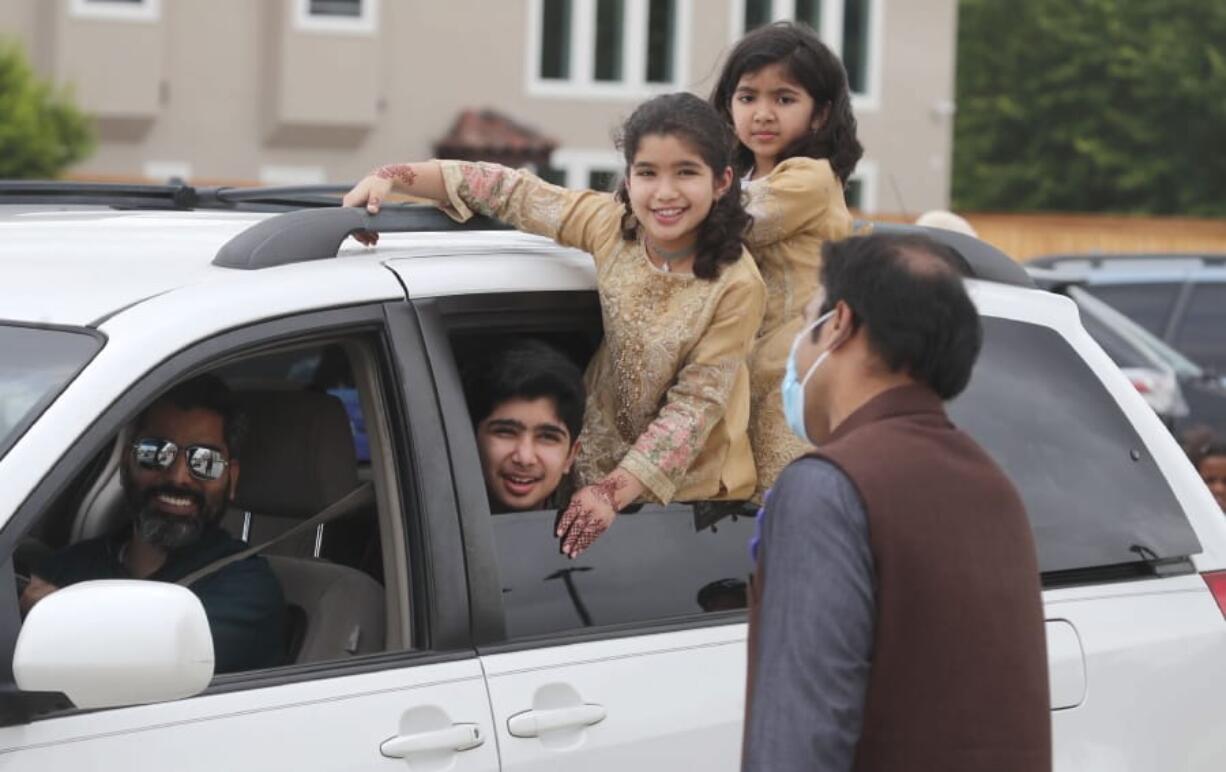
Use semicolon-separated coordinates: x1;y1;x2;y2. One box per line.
1068;286;1205;378
0;324;103;459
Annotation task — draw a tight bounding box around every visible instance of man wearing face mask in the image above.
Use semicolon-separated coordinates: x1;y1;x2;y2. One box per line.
742;234;1050;772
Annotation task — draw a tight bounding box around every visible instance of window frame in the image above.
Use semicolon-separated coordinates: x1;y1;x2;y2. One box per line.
547;148;624;190
727;0;884;111
0;302;474;723
526;0;693;99
291;0;380;36
69;0;161;22
417;291;759;654
846;157;878;214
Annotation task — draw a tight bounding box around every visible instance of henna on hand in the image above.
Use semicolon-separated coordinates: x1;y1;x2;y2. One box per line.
591;475;626;511
374;163;418;189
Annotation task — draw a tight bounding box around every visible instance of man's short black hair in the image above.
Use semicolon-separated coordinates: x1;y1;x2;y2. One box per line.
819;233;983;400
463;339;585;442
138;374;247;459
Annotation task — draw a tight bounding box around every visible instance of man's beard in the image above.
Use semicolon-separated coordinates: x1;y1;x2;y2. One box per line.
128;485;224;550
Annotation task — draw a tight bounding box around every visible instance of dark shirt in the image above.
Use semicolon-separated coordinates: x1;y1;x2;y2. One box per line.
745;458;876;772
35;526;285;674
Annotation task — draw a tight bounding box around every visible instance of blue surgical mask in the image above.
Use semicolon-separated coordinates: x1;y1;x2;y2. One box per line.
781;310;835;442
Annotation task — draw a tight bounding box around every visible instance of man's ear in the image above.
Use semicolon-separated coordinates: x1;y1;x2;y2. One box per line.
227;459;241;501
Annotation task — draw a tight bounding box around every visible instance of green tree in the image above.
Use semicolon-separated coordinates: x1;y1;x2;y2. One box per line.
953;0;1226;216
0;39;93;179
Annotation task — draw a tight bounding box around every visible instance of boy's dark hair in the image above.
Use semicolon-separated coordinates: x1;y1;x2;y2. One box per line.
818;233;982;400
710;21;864;183
463;339;585;442
614;92;751;280
140;374;247;458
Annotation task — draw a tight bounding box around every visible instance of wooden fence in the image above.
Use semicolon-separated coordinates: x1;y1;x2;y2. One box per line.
868;211;1226;262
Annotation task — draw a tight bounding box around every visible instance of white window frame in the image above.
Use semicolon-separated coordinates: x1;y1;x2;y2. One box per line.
142;160;192;183
548;149;625;189
292;0;380;35
526;0;692;99
847;157;878;214
727;0;883;111
258;165;328;186
69;0;161;23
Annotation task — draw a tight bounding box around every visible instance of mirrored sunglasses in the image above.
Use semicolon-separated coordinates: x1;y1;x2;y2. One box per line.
131;437;229;481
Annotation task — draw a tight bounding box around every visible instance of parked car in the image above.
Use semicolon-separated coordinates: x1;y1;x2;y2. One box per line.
1;186;1225;771
1031;265;1226;438
1028;252;1226;373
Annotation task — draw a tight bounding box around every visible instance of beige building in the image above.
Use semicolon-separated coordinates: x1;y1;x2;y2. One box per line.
0;0;959;214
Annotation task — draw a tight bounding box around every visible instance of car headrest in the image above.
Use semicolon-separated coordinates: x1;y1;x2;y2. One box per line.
233;390;359;519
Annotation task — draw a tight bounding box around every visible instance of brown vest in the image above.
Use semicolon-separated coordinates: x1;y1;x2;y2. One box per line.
746;384;1051;772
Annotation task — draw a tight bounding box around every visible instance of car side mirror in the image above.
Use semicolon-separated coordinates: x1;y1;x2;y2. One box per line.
13;580;214;709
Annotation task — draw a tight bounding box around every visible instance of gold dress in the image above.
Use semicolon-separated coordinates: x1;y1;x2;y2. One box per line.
439;160;767;504
743;157;853;497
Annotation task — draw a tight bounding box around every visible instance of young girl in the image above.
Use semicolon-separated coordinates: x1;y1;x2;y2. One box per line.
710;21;863;496
343;93;766;557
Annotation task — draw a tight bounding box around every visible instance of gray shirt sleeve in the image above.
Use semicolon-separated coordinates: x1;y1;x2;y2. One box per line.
743;458;876;772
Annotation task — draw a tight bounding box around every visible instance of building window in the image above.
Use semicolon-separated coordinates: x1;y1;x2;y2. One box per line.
594;0;626;82
548;149;624;190
846;158;877;214
540;0;573;79
529;0;691;97
731;0;880;106
645;0;677;83
293;0;379;34
69;0;161;22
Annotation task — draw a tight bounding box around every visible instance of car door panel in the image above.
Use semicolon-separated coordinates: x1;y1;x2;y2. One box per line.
0;659;499;771
483;626;745;771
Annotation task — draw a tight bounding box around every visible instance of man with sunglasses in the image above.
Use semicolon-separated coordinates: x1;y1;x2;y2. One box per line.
20;375;284;674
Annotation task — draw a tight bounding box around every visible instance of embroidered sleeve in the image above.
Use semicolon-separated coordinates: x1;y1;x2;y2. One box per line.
744;157;852;248
618;265;767;503
437;160;622;258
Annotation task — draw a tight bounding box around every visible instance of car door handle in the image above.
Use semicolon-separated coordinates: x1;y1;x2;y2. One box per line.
507;704;607;738
379;723;484;758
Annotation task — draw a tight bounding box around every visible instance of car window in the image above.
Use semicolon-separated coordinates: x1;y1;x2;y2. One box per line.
0;324;102;459
1077;305;1152;369
1084;282;1182;338
948;316;1201;575
1172;284;1226;372
492;503;755;640
16;334;402;706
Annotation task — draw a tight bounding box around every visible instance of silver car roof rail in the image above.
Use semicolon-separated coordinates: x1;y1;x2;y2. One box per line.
212;205;513;270
212;207;1034;288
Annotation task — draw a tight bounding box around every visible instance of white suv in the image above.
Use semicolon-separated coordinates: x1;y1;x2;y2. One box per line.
1;186;1225;771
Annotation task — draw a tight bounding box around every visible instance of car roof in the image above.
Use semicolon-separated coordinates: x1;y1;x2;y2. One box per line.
1;201;1045;329
0;205;596;327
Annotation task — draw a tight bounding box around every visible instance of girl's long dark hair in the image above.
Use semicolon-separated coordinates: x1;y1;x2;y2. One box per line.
613;93;751;281
710;21;863;183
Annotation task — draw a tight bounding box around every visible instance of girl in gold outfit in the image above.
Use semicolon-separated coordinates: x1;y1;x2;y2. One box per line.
343;93;766;557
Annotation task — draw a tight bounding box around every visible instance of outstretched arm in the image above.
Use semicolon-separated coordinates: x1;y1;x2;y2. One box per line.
343;160;621;255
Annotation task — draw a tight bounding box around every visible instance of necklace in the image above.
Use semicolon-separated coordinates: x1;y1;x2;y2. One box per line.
647;239;697;272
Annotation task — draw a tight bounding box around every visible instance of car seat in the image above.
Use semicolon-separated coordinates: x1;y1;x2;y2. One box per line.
231;390;385;664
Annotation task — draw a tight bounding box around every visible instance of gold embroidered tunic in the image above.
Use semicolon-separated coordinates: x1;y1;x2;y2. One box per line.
743;157;853;496
439;160;767;504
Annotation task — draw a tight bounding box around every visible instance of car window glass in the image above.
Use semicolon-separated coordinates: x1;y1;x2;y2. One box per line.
948;317;1200;574
1172;284;1226;372
0;325;102;459
1085;282;1181;338
18;337;395;714
492;503;755;640
1077;307;1150;369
